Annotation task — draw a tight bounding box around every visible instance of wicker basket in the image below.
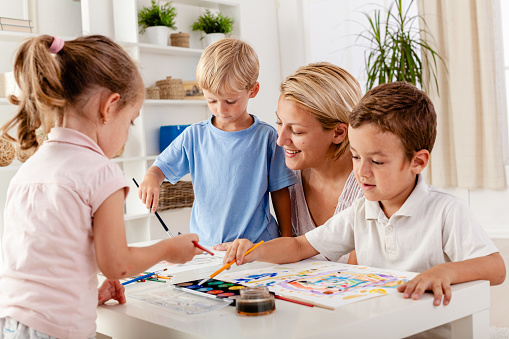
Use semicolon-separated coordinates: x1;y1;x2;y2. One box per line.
157;180;194;211
0;139;15;167
156;77;184;100
145;86;160;100
170;32;190;48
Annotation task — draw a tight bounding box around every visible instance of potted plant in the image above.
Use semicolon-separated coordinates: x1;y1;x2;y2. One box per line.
191;9;234;47
138;0;177;46
357;0;445;94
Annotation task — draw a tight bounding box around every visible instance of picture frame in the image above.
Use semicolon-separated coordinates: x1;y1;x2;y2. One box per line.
182;81;205;100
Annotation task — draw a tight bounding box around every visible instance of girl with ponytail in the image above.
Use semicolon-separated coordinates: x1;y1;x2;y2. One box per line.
0;35;202;339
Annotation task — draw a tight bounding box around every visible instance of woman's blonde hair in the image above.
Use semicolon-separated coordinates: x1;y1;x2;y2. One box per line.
280;62;362;159
1;35;143;151
196;38;259;95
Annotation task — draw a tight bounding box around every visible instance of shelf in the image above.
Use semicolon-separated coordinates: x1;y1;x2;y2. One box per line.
143;99;207;106
0;31;76;43
0;161;22;172
172;0;239;7
121;42;204;57
124;212;150;221
0;98;13;105
0;31;38;43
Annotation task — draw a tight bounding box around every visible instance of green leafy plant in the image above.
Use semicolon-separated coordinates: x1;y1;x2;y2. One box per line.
138;0;177;34
191;9;234;35
357;0;445;93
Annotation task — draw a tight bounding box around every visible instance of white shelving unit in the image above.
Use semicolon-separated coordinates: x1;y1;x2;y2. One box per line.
0;0;242;243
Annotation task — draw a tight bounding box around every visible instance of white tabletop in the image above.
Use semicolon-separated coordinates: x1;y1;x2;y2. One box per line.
97;260;490;339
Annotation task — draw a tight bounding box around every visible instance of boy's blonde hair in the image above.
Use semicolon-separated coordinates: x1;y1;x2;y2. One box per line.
280;62;362;159
196;38;259;95
349;82;437;160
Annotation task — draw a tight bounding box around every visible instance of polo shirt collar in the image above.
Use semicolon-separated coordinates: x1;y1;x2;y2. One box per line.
364;174;429;220
47;127;106;157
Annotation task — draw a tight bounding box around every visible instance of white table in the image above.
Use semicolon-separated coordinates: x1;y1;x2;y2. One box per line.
97;261;490;339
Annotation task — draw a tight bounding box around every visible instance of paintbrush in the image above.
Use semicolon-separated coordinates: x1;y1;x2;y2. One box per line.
192;240;214;255
132;178;173;237
198;240;264;286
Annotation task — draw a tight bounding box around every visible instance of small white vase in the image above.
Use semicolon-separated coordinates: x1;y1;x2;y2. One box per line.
203;33;226;48
144;26;170;46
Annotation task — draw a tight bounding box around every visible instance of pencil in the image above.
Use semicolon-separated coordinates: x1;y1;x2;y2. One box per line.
122;268;167;286
132;178;173;238
192;240;214;255
198;240;264;286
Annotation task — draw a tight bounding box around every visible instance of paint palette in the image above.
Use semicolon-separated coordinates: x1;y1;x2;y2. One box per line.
174;279;250;306
126;282;232;314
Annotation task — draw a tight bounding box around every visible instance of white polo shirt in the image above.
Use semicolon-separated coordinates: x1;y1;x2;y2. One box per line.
306;174;499;273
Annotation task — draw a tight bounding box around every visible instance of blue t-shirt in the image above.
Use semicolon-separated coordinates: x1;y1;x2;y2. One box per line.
153;115;297;246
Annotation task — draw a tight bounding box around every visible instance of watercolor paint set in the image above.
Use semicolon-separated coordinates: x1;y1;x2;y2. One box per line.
174;278;260;306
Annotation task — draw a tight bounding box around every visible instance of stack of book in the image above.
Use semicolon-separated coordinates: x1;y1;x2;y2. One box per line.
0;17;33;33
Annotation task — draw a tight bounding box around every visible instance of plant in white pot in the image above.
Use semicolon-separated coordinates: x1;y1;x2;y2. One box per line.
138;0;177;46
191;9;234;47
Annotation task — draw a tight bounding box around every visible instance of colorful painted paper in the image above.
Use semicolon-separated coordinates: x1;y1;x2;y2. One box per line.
219;259;418;309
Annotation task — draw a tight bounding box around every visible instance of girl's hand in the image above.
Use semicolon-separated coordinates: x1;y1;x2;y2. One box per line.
212;242;232;251
165;233;204;264
98;279;126;305
396;263;453;306
223;239;256;267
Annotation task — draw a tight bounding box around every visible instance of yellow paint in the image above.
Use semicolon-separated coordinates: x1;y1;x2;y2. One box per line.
343;294;364;299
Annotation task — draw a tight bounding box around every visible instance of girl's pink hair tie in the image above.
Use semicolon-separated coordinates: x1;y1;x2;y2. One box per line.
49;36;65;54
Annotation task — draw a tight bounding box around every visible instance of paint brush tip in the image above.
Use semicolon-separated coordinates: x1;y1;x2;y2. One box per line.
198;277;209;286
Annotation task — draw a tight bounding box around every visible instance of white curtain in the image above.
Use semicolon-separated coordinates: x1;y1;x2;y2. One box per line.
417;0;507;189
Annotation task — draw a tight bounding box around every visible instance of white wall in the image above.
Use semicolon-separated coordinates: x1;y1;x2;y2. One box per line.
238;0;282;126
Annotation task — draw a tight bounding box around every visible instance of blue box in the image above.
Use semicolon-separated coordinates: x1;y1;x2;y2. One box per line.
159;125;190;152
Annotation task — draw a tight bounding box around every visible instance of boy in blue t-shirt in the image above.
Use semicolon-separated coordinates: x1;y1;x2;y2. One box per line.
138;38;297;246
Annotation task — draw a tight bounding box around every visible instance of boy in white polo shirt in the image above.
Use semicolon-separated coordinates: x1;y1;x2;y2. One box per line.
223;81;506;307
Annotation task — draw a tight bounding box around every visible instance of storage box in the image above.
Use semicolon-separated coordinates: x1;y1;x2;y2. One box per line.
159;125;190;152
170;32;190;48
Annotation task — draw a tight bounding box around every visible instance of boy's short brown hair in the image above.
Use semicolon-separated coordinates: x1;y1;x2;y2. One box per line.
196;38;259;95
349;82;437;160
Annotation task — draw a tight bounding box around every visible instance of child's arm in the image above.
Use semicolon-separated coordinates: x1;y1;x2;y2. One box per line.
270;187;292;237
139;166;165;213
93;188;204;280
223;235;319;267
347;250;358;265
397;252;506;306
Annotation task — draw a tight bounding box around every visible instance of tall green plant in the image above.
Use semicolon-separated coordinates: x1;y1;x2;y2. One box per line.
191;9;234;35
358;0;444;93
138;0;177;34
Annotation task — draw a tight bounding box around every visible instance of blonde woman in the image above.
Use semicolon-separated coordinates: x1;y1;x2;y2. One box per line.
216;62;363;263
277;62;363;263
